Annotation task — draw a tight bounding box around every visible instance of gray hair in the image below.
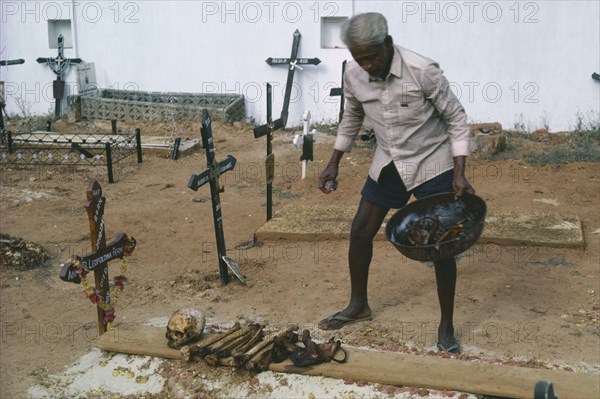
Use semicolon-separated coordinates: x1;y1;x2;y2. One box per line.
341;12;388;47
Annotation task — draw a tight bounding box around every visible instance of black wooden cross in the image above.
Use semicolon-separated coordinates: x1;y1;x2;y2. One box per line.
0;58;25;143
59;180;137;335
329;60;347;123
188;109;244;286
36;34;83;117
258;29;320;130
253;83;285;222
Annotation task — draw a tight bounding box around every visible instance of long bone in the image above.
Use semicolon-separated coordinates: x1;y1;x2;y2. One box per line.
245;324;298;370
181;322;241;361
204;325;262;366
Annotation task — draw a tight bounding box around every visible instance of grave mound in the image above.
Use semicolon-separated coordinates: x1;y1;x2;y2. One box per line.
0;234;51;270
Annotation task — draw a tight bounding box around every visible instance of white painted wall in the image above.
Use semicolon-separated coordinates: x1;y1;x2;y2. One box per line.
1;0;598;131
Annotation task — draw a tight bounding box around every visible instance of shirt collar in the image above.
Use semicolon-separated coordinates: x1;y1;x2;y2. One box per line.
368;45;403;82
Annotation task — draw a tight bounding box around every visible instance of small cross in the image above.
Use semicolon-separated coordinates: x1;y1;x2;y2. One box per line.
188;109;244;286
36;34;83;117
293;110;318;179
59;180;137;335
262;29;321;128
253;83;285;221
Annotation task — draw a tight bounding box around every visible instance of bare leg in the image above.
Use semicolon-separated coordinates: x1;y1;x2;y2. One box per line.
434;258;458;351
319;198;389;330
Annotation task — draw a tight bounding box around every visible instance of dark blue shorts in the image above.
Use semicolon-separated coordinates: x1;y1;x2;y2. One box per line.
361;163;454;209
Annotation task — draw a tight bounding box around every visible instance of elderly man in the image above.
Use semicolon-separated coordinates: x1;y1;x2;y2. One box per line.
318;12;474;353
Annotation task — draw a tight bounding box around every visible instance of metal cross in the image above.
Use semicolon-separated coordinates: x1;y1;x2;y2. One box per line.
36;34;83;117
260;29;321;129
188;109;244;286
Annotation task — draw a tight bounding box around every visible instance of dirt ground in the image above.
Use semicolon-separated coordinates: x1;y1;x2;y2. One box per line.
0;117;599;398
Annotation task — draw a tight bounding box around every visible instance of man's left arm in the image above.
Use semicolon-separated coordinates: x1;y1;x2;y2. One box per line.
422;64;474;196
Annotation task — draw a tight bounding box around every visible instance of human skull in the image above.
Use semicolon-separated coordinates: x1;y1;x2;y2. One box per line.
165;308;206;349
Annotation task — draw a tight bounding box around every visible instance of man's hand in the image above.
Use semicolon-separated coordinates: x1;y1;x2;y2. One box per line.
452;156;474;197
453;175;474;197
319;149;344;194
318;163;339;194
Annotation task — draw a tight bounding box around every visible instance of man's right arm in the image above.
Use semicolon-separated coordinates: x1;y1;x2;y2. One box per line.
333;75;365;153
319;70;364;193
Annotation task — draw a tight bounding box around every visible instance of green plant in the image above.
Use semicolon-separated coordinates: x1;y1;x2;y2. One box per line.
512;113;529;133
524;130;600;164
12;95;33;118
573;108;600;133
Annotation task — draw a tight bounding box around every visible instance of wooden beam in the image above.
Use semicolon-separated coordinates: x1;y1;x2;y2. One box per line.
270;348;598;399
94;325;599;398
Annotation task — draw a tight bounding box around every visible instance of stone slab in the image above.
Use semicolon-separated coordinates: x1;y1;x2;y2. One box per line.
255;205;584;248
19;132;199;158
139;137;200;158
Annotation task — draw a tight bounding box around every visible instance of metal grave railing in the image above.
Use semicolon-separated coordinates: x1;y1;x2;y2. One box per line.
0;129;142;183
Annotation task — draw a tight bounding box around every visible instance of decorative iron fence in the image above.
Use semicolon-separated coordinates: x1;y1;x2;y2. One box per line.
0;129;142;183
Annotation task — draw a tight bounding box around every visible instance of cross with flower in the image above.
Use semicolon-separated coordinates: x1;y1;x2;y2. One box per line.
59;180;137;335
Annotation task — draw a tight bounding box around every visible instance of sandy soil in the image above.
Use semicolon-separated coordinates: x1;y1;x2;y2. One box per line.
0;118;599;398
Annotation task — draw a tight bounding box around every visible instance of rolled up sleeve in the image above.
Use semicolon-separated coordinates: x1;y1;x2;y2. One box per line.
334;75;365;153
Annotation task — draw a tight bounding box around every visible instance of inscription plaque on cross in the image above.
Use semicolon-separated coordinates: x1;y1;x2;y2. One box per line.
188;109;245;286
36;34;83;117
59;180;137;335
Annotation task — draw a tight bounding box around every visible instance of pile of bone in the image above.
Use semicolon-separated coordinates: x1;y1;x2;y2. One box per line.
166;310;345;372
405;216;465;247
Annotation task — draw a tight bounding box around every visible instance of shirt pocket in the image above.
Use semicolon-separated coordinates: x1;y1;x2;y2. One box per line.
395;89;424;126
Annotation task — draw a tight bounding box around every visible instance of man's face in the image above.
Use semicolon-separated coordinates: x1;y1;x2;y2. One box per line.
349;37;393;80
